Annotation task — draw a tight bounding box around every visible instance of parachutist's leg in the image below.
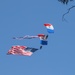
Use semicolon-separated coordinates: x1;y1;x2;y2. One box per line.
46;35;48;39
40;45;42;49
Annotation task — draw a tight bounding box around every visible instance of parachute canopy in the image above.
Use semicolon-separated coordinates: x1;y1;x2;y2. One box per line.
44;23;54;33
7;45;38;56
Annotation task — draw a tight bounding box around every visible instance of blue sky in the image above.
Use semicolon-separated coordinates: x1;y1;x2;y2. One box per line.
0;0;75;75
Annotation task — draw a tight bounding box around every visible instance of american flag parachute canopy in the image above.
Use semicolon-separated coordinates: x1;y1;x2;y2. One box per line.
7;45;38;56
44;23;54;33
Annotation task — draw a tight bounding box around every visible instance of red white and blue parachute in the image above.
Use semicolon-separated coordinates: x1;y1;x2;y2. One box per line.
7;45;38;56
44;23;54;33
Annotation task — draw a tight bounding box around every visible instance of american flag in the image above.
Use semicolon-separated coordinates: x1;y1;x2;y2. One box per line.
7;45;38;56
7;45;33;56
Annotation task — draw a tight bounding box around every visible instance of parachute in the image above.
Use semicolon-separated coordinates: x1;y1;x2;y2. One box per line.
44;23;54;33
7;45;38;56
13;35;38;40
